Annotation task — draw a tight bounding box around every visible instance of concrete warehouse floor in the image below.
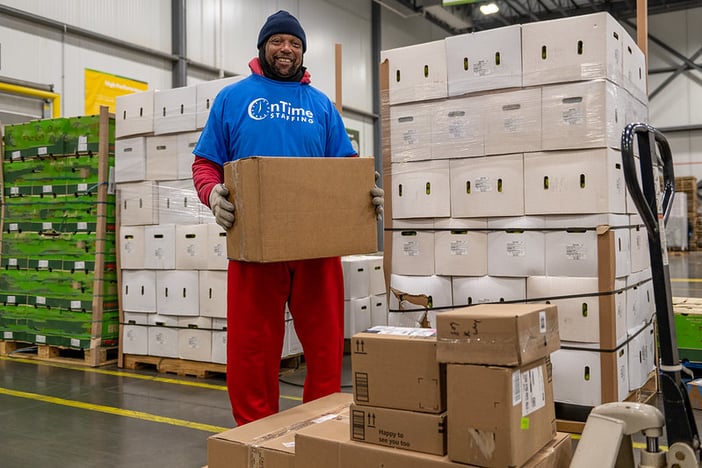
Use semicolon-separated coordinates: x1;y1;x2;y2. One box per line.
1;251;702;468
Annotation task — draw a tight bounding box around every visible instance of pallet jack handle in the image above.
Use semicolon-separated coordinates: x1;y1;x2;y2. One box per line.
620;122;701;459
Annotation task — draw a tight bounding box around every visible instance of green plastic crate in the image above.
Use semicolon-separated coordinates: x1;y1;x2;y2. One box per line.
3;118;68;159
1;231;116;258
64;115;115;155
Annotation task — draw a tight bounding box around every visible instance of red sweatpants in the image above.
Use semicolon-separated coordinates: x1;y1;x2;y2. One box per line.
225;257;345;426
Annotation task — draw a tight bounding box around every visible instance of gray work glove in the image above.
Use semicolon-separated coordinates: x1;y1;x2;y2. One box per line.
209;183;235;230
371;171;384;221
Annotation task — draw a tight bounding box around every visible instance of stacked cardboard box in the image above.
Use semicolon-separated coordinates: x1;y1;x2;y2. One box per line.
205;317;573;467
381;11;656;417
0;112;119;357
435;304;560;466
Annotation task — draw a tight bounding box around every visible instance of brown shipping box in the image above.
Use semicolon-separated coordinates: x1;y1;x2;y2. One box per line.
447;358;557;467
688;379;702;410
223;156;377;262
349;403;447;455
295;416;571;468
351;326;445;413
207;392;352;468
436;303;560;366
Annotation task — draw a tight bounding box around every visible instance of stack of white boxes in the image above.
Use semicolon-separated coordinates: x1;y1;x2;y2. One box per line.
116;76;300;364
382;11;656;415
341;254;388;338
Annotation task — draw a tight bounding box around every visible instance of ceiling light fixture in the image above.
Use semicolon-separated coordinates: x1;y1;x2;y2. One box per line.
480;2;499;15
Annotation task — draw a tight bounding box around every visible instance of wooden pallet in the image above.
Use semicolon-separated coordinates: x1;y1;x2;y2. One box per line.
0;340;118;367
121;353;304;379
122;354;227;379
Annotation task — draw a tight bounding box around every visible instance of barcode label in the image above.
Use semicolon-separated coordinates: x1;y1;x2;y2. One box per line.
351;409;366;440
521;365;546;416
539;311;546;333
354;373;369;402
512;370;521;406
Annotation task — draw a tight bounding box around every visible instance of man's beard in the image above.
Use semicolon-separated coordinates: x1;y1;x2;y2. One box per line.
258;48;305;82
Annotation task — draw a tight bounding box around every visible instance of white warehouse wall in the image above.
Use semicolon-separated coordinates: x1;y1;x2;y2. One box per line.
646;7;702;181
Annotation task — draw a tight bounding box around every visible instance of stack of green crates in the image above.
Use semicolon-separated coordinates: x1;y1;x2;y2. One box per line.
1;115;119;349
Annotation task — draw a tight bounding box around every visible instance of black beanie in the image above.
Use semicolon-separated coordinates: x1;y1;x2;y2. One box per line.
257;10;307;53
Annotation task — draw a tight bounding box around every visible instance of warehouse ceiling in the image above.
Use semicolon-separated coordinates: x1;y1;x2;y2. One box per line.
377;0;701;34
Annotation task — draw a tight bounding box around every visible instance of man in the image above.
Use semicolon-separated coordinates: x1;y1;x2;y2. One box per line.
192;10;384;426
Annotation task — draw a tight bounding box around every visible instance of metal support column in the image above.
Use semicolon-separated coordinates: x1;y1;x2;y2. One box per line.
172;0;188;88
371;1;383;251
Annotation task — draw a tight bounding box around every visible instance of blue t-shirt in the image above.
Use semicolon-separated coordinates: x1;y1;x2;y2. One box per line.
194;74;356;165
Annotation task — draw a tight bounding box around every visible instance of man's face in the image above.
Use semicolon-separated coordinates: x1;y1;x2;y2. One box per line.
264;33;303;77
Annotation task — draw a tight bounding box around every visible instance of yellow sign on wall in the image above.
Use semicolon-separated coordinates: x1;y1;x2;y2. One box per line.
84;68;148;115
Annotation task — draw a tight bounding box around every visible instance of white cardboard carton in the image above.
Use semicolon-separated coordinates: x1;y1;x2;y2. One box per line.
446;25;522;96
521;12;625;87
450;153;524;217
391;160;450;219
381;40;448;105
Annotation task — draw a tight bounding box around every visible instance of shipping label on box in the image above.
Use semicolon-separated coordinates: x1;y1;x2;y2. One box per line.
351;326;445;413
350;403;447;456
436;303;560;366
447;359;557;467
224;157;377;262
